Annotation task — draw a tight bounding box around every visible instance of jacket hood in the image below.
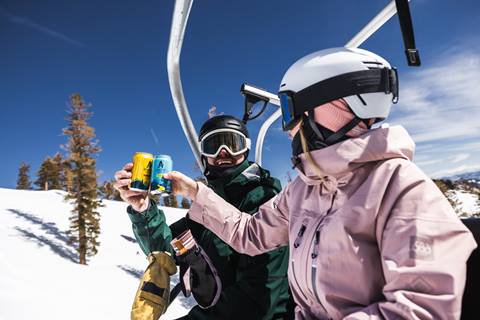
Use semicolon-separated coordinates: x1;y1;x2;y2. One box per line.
295;125;415;188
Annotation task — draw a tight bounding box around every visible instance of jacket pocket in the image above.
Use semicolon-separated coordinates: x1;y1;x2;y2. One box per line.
310;229;322;304
291;218;310;303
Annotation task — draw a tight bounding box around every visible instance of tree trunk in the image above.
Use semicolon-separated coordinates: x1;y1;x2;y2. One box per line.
44;181;49;191
79;218;87;265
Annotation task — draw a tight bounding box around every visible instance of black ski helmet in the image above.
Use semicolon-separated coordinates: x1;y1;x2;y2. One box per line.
198;115;249;141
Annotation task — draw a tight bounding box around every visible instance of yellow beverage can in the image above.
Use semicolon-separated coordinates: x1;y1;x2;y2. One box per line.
130;152;153;192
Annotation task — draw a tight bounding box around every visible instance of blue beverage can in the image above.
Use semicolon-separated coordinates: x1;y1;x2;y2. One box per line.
150;155;173;196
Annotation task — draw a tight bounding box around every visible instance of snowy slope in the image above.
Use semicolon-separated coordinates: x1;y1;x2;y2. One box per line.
450;189;480;218
0;188;196;320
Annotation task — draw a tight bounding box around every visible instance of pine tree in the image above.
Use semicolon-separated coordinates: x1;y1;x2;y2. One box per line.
63;93;102;265
63;160;74;192
16;162;32;189
181;197;191;209
51;153;64;190
35;155;63;190
170;194;179;208
35;156;52;190
163;194;178;208
163;196;171;207
99;179;121;201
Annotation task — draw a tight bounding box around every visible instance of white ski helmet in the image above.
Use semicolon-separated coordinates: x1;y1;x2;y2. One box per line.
278;47;398;130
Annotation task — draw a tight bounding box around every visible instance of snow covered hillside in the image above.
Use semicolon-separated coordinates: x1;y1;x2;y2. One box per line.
447;189;480;218
0;188;195;320
434;179;480;218
451;190;480;218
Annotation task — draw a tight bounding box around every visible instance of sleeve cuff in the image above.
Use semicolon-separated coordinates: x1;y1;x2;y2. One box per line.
127;200;154;223
188;183;211;224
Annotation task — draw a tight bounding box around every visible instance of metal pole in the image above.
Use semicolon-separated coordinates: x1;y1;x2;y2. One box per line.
255;108;282;166
167;0;205;172
345;0;401;48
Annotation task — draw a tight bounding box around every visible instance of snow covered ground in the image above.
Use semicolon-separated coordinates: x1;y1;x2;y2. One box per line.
1;186;478;319
451;189;480;218
0;188;195;320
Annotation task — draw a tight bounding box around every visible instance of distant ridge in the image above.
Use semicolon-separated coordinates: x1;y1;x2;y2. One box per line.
444;171;480;182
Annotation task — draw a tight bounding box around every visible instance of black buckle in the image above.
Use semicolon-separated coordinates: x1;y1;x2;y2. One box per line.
240;83;269;124
391;68;399;103
406;49;421;67
383;67;399;104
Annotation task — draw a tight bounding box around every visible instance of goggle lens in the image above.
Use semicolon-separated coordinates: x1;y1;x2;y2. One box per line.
279;93;296;131
201;131;248;157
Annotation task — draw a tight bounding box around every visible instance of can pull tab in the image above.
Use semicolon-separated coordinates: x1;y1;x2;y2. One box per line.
294;224;307;248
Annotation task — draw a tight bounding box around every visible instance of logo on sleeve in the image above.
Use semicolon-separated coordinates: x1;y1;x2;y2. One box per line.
409;236;434;260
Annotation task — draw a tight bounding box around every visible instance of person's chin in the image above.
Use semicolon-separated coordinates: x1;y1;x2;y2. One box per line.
213;159;235;167
215;163;235;168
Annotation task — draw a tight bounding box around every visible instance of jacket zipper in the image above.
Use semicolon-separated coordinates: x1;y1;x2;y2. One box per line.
310;191;338;308
291;220;309;302
291;259;309;302
294;224;307;248
311;230;322;303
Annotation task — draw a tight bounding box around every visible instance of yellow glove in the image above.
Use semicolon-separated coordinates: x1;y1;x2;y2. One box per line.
131;251;177;320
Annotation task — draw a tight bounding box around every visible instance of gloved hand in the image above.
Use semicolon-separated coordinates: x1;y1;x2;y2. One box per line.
131;251;177;320
172;230;222;309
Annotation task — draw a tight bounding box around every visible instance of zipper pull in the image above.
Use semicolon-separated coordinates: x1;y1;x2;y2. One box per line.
311;230;320;259
294;224;307;248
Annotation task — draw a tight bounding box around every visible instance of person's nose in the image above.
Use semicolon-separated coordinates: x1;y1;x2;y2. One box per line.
218;148;229;158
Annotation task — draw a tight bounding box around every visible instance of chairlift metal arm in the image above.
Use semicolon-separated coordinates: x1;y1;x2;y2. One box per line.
167;0;204;172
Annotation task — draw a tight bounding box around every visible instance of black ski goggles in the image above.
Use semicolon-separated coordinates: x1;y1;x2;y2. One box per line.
279;68;399;131
199;129;251;158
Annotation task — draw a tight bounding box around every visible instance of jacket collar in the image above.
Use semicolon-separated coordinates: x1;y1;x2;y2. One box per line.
207;159;251;188
294;125;415;188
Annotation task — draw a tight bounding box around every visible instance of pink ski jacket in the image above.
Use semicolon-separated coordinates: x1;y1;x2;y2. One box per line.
188;125;476;319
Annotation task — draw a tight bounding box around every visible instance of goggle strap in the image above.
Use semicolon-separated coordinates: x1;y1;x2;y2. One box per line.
289;68;398;120
200;128;248;143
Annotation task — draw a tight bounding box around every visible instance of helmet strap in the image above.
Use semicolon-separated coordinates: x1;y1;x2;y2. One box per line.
307;110;363;146
323;117;361;145
298;121;327;181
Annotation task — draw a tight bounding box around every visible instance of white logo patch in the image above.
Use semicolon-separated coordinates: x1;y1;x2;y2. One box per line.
409;236;434;260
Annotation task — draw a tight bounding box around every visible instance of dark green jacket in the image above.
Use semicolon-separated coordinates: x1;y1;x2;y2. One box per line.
127;160;294;320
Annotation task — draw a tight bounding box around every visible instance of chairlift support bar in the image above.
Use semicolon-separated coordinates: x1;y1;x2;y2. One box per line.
241;84;281;106
345;0;400;48
167;0;204;172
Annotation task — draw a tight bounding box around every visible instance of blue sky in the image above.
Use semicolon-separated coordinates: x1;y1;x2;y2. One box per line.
1;0;479;188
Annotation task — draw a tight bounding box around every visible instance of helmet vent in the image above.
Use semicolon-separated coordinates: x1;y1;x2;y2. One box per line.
356;94;367;106
362;61;382;65
362;61;383;69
